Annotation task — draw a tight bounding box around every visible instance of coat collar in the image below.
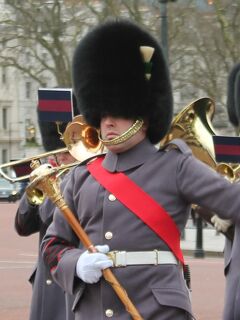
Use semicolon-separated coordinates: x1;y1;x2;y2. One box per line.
102;139;158;172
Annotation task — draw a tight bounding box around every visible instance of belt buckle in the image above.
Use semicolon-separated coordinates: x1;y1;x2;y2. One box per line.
107;251;127;267
154;249;159;265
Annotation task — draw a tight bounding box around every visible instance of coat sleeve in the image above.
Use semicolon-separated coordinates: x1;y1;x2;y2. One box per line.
41;168;84;295
176;150;240;223
15;193;41;236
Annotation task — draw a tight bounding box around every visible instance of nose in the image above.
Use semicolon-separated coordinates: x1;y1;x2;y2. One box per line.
102;116;115;127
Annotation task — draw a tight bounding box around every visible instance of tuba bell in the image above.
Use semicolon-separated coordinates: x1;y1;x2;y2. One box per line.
161;97;240;182
161;97;216;168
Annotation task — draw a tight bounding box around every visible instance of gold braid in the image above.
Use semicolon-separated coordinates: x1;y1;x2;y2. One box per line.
98;119;144;146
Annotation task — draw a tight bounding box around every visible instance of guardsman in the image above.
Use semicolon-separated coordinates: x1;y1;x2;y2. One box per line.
41;20;240;319
15;119;75;320
211;62;240;320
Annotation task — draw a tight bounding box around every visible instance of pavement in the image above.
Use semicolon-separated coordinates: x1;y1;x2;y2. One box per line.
0;202;227;320
181;218;225;257
181;227;225;255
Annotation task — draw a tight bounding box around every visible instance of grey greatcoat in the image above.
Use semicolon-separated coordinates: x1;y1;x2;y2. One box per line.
15;194;75;320
42;138;240;320
223;227;240;320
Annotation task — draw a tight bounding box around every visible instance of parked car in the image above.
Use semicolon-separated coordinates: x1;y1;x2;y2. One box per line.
0;178;21;202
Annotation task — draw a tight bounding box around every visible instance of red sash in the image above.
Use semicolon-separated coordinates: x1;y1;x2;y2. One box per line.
87;156;184;265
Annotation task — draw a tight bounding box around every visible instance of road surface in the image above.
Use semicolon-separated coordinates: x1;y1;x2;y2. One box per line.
0;202;225;319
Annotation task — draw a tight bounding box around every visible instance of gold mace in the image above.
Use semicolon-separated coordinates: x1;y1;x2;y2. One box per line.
29;160;143;320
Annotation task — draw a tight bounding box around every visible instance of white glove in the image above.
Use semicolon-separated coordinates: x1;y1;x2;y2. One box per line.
211;214;232;233
29;163;53;181
76;245;113;284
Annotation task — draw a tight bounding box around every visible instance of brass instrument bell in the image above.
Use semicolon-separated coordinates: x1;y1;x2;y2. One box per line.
63;115;104;161
161;97;240;182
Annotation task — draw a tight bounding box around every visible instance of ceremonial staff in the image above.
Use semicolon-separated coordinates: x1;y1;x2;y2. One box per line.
28;159;143;320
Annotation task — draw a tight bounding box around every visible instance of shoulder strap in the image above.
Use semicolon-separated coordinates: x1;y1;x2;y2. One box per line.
161;138;192;155
87;157;184;265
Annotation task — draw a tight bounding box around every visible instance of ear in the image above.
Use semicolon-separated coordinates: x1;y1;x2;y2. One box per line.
142;119;149;132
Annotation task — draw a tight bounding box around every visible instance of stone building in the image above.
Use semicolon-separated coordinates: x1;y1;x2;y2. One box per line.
0;0;236;169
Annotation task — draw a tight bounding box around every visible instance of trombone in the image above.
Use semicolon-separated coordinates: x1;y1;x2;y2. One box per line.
0;115;104;183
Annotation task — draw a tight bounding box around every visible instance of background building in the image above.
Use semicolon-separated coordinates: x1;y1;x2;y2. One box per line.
0;0;238;166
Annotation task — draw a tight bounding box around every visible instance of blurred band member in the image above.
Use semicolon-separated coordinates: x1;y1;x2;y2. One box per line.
15;120;75;320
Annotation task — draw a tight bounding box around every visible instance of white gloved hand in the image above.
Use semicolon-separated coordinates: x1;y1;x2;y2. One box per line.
29;163;53;180
76;245;113;284
211;214;232;233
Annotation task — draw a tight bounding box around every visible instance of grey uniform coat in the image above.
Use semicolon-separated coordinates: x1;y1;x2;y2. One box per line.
15;193;75;320
223;227;240;320
43;138;240;320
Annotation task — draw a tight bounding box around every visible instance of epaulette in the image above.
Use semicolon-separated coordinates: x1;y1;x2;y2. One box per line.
76;153;106;167
160;138;192;155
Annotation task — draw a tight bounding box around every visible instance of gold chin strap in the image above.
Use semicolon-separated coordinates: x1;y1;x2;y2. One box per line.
98;119;144;146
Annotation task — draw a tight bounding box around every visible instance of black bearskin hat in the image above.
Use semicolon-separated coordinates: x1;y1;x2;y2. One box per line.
72;20;173;144
226;63;240;128
38;121;67;151
37;93;78;151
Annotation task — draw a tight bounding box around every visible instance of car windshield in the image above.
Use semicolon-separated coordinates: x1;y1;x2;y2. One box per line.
0;178;22;202
0;179;12;188
0;179;15;189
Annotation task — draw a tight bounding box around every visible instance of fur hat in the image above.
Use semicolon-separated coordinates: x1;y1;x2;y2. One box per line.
37;93;78;151
226;63;240;128
72;20;173;144
38;121;67;151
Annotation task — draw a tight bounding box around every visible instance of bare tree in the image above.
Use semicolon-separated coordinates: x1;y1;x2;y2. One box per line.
169;0;240;109
0;0;158;87
0;0;239;116
0;0;89;86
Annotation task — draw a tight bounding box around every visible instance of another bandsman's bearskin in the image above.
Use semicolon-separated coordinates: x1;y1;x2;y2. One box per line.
72;19;173;144
37;93;78;151
226;63;240;129
38;121;66;152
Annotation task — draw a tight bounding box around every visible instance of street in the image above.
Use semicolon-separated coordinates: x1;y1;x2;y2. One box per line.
0;202;225;320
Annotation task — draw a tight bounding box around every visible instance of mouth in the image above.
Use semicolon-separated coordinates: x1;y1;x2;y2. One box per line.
105;132;118;140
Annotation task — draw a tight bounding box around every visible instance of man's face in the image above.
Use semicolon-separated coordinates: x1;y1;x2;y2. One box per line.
56;152;75;165
100;116;147;153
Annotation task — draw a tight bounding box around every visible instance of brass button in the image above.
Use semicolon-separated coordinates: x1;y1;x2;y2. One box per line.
108;194;116;201
105;231;113;240
105;309;114;317
46;279;52;285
